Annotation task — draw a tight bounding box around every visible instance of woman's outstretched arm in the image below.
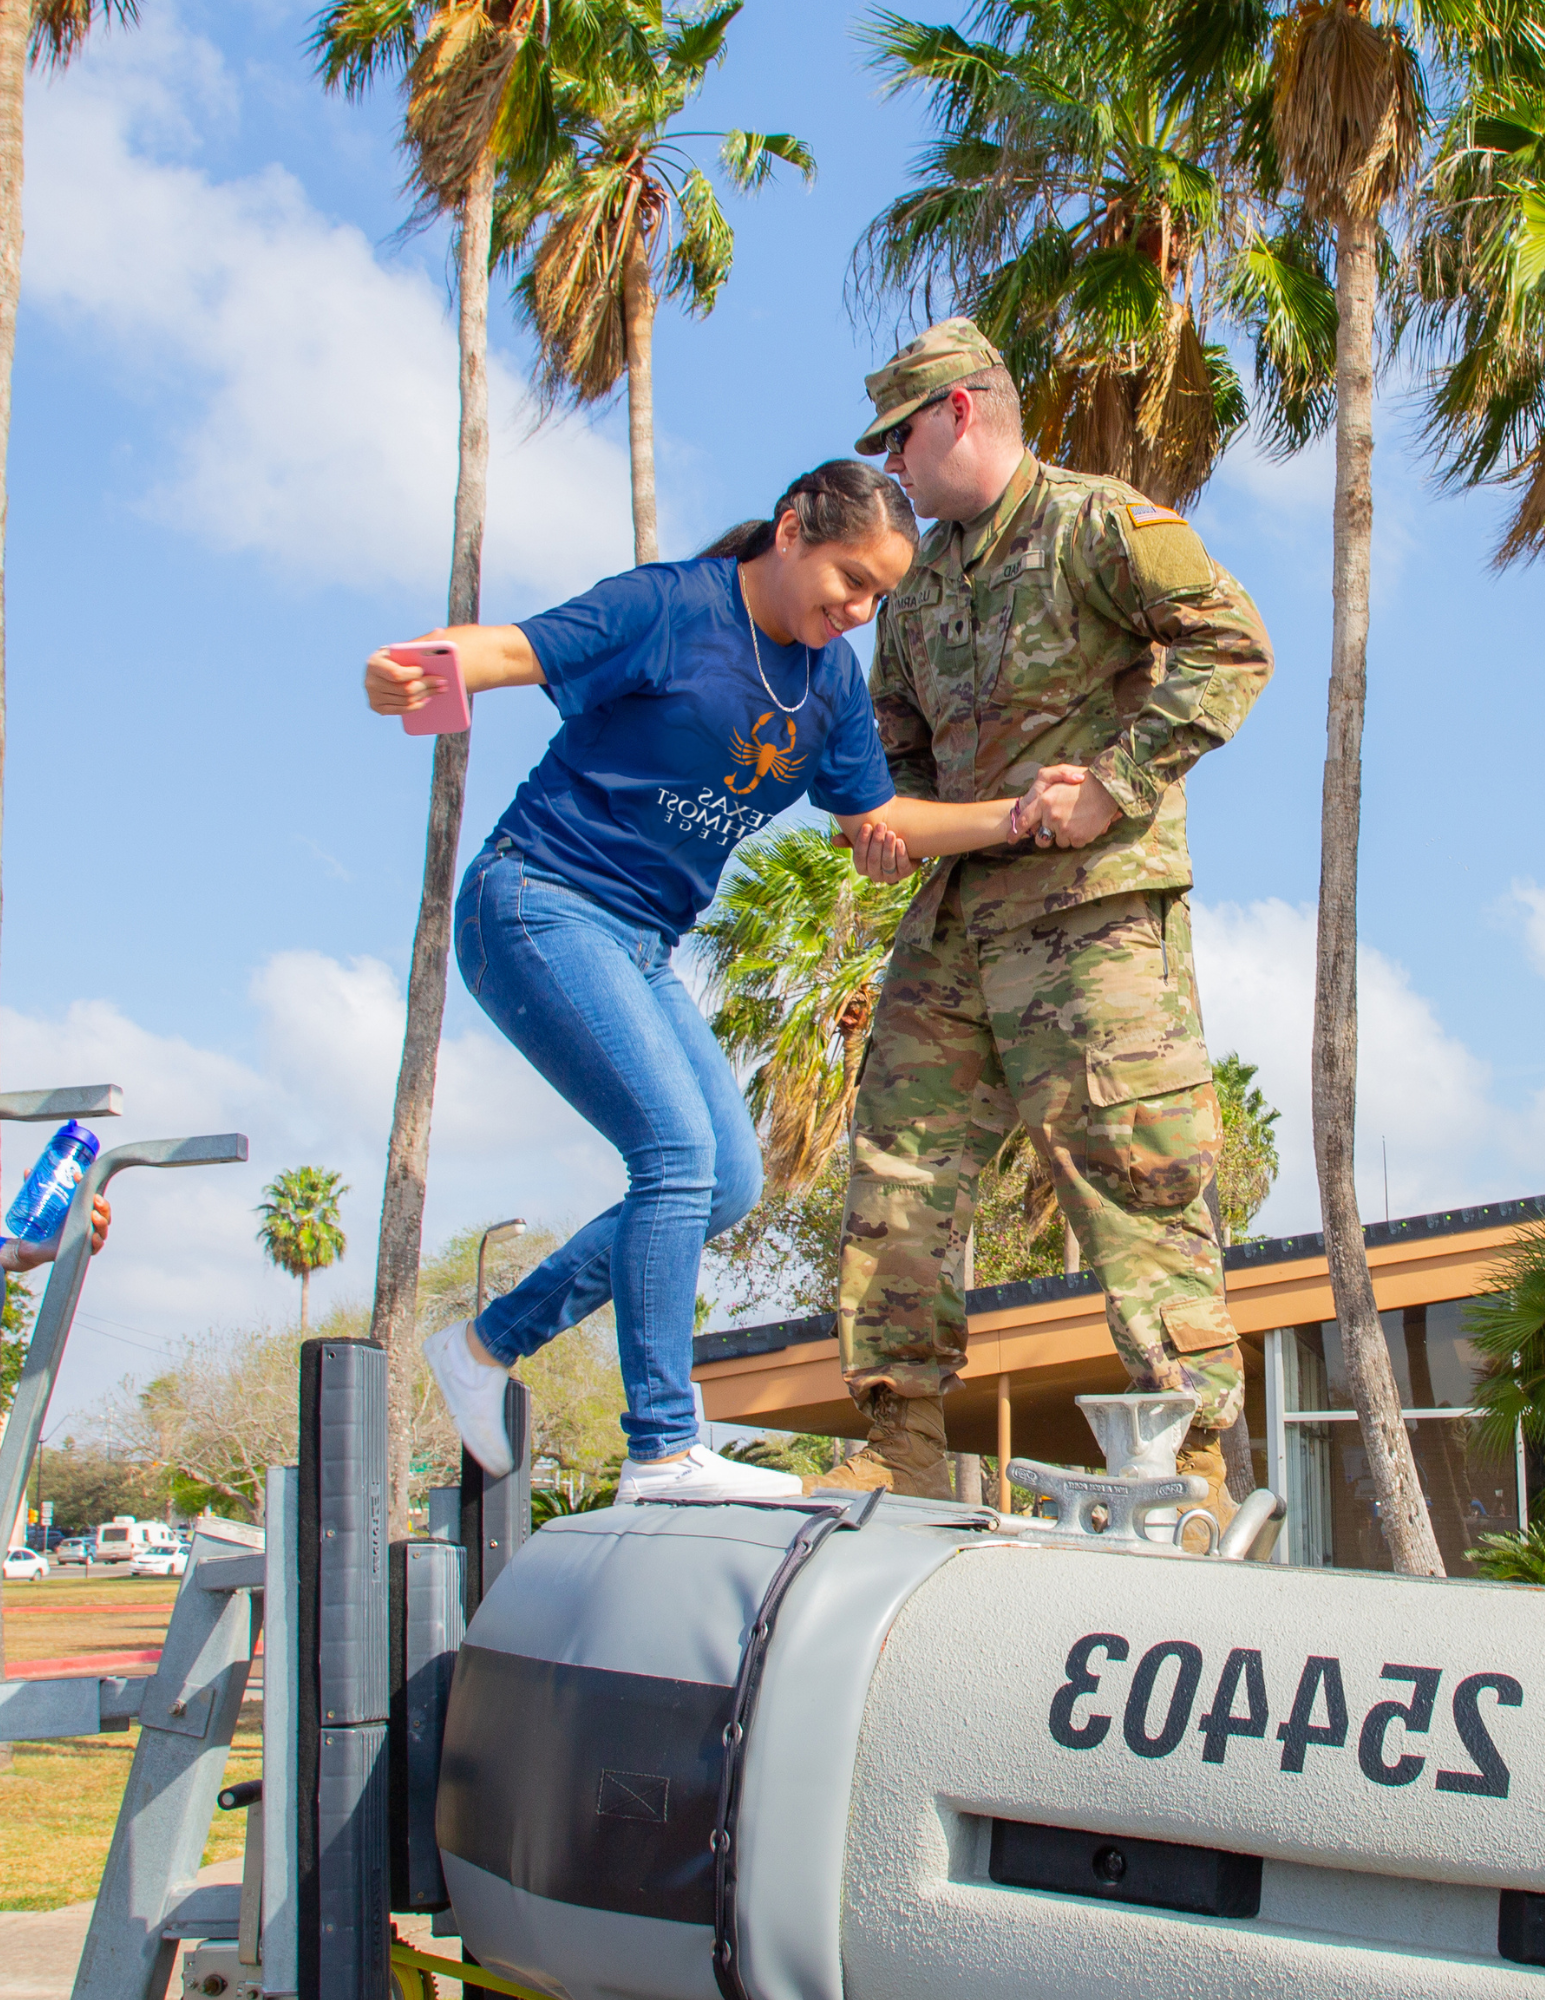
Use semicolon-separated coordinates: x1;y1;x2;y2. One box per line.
364;623;546;714
833;765;1122;879
832;792;1020;860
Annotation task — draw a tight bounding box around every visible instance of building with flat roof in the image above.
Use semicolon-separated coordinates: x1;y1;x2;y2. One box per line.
693;1194;1542;1577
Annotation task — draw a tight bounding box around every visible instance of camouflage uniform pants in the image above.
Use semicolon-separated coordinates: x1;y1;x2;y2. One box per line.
839;874;1244;1431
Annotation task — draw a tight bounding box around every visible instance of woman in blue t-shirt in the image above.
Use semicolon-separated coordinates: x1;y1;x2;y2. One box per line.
366;460;1039;1503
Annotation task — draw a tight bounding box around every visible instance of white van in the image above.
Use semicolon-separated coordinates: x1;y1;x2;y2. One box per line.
93;1516;179;1563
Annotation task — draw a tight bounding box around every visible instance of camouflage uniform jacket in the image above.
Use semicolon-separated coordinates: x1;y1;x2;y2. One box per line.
872;452;1273;946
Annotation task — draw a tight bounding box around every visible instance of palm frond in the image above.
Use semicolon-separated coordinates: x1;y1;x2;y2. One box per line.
663;0;741;77
1069;241;1170;343
30;0;140;70
1223;219;1337;455
1156;0;1274;105
664;165;734;311
719;129;817;191
1273;4;1425;220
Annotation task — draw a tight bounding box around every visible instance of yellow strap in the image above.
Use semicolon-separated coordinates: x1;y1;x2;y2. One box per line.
390;1939;552;2000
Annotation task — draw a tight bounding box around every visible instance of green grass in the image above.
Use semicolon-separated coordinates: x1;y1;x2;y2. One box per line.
0;1721;261;1910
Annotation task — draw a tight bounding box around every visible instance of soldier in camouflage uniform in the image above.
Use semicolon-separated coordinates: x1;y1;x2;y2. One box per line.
822;318;1273;1520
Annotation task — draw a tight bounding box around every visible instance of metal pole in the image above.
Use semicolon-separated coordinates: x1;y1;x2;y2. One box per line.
474;1218;526;1322
1517;1416;1530;1535
997;1374;1012;1513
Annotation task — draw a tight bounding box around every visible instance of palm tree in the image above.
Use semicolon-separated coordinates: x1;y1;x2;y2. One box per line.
1464;1216;1545;1460
256;1168;350;1334
853;0;1259;508
312;0;629;1533
0;0;138;1079
1403;81;1545;563
1163;0;1527;1576
1211;1051;1281;1243
694;827;914;1192
495;2;814;561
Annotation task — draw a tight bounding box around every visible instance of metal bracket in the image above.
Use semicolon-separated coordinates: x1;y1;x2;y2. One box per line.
1006;1456;1210;1552
199;1554;266;1593
0;1084;122;1122
0;1672;149;1743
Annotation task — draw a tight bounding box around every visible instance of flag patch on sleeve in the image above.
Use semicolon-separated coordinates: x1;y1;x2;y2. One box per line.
1128;502;1186;528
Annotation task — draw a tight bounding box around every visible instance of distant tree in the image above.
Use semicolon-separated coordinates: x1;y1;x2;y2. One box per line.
31;1436;168;1534
498;4;814;561
1211;1051;1281;1242
123;1327;305;1525
255;1167;348;1333
1464;1217;1545;1461
0;1271;34;1419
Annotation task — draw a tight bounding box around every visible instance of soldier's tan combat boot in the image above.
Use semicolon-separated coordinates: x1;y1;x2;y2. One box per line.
1176;1429;1237;1552
803;1387;954;1502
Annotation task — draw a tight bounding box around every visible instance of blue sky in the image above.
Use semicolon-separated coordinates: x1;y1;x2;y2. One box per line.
5;0;1543;1424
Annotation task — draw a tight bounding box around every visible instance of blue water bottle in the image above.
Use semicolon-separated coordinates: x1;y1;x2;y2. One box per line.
5;1120;101;1243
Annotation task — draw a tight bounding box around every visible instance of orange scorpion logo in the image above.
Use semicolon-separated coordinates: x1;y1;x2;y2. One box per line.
725;711;806;795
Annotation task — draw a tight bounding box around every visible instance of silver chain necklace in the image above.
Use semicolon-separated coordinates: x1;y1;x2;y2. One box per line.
738;565;811;715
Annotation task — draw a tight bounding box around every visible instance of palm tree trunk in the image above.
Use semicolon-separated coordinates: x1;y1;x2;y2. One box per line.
0;0;27;1780
622;228;658;565
300;1267;309;1337
1313;210;1443;1577
370;141;494;1538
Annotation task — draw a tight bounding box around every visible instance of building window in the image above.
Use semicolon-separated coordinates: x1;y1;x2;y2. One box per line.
1263;1304;1527;1577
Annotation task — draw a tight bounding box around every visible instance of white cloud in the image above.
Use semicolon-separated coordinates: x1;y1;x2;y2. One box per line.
1504;878;1545;979
1192;897;1544;1239
21;6;635;600
2;950;625;1427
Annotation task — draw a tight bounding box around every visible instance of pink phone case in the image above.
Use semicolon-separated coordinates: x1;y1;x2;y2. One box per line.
390;642;471;736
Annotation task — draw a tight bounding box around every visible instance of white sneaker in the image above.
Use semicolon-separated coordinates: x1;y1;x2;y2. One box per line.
423;1320;514;1477
617;1443;802;1504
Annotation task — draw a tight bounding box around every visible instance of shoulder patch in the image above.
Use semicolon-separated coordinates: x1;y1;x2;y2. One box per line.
1122;512;1214;601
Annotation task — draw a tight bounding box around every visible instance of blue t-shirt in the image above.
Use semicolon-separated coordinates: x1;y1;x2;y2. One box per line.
493;558;894;942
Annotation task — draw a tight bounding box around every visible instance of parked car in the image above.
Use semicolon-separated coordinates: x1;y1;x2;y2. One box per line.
53;1536;95;1566
3;1545;48;1581
128;1545;187;1578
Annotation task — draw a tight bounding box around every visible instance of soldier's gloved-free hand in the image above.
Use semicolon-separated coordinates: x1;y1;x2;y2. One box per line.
1014;764;1122;850
833;821;919;882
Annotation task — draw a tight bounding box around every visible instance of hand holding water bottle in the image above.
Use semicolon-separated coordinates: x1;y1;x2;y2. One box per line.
0;1120;113;1273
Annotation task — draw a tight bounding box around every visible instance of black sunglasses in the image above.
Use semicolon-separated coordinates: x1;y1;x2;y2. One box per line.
882;387;962;457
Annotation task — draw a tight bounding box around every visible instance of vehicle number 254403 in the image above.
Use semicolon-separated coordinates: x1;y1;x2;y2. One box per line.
1049;1633;1522;1798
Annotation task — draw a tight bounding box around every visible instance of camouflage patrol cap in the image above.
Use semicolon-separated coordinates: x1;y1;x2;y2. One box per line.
854;316;1006;456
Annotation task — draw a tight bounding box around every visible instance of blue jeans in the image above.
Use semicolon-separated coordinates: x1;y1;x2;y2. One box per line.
454;845;762;1461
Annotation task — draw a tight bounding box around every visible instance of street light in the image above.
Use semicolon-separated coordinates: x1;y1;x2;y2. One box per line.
475;1218;527;1321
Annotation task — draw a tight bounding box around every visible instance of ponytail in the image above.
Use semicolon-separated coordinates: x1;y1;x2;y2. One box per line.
700;459;917;563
